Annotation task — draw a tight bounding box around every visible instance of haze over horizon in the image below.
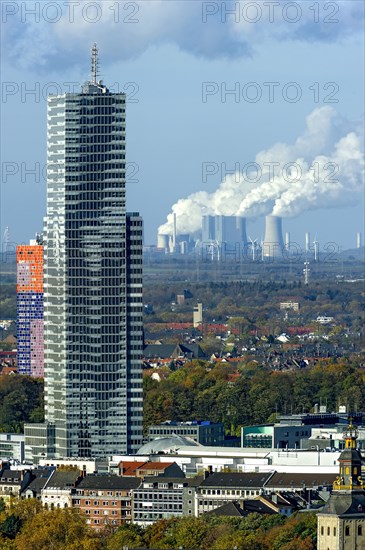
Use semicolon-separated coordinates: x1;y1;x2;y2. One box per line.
1;0;364;250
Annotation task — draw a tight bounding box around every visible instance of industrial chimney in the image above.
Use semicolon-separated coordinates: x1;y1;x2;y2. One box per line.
357;232;362;249
305;232;310;254
173;213;177;250
263;215;284;258
285;231;290;249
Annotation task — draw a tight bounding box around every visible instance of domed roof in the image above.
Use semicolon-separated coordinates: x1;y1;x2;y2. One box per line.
137;435;201;455
339;449;362;462
321;492;365;516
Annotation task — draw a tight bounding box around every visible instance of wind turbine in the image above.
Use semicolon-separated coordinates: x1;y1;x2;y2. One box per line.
248;236;258;261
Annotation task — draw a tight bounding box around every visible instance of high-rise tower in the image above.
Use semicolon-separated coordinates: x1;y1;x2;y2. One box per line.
16;237;44;377
26;46;143;459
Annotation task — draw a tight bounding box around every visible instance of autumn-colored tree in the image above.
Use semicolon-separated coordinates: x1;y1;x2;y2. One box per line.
106;523;144;550
14;508;102;550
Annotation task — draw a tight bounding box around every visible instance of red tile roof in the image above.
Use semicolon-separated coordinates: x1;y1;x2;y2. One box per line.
137;462;174;471
119;461;147;476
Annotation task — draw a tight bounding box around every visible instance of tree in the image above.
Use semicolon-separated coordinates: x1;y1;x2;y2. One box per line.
14;508;102;550
106;524;144;550
0;515;22;539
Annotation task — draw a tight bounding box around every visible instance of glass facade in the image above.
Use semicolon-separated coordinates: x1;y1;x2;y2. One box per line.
43;81;143;458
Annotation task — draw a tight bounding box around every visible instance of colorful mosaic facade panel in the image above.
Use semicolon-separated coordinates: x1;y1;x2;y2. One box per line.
17;243;44;377
16;245;43;293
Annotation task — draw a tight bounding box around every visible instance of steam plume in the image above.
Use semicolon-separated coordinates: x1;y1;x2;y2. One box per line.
158;107;364;236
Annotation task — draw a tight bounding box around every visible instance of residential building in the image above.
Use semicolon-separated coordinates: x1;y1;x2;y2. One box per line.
72;474;140;529
24;46;143;458
118;461;147;476
195;472;274;515
21;468;53;500
134;461;184;478
143;343;207;363
16;238;44;377
41;468;82;509
133;476;200;525
148;421;225;446
205;494;306;518
0;468;33;502
265;472;335;493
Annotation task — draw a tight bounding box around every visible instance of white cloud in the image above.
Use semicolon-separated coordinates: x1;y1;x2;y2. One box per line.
2;0;363;69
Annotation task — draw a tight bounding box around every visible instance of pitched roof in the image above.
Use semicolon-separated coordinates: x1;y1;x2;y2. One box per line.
204;501;247;517
142;476;191;485
266;472;336;489
200;472;273;488
77;475;141;490
0;470;23;484
143;343;207;360
143;344;175;359
171;344;207;359
137;462;175;471
243;499;277;515
43;469;81;490
187;475;204;487
24;476;49;494
119;461;147;476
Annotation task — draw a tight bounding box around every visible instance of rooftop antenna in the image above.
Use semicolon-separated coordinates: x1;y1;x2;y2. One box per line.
91;43;99;84
303;260;310;285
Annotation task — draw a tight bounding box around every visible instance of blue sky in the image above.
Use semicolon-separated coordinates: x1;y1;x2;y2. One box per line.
1;0;364;250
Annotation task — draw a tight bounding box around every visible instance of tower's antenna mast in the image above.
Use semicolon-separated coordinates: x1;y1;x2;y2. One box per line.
91;43;99;84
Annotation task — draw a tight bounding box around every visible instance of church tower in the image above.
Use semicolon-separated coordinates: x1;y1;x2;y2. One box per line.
317;421;365;549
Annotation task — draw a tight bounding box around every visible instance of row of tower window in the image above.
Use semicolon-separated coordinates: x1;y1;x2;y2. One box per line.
66;145;126;152
321;525;363;536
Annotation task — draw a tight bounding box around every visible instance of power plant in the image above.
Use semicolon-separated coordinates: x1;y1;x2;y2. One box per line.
202;215;248;245
155;214;363;261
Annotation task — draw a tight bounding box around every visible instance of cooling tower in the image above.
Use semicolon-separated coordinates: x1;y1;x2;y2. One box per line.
263;215;284;258
157;233;169;249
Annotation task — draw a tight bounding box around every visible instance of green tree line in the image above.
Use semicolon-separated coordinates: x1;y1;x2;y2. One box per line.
0;498;317;549
144;359;365;435
0;375;44;433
